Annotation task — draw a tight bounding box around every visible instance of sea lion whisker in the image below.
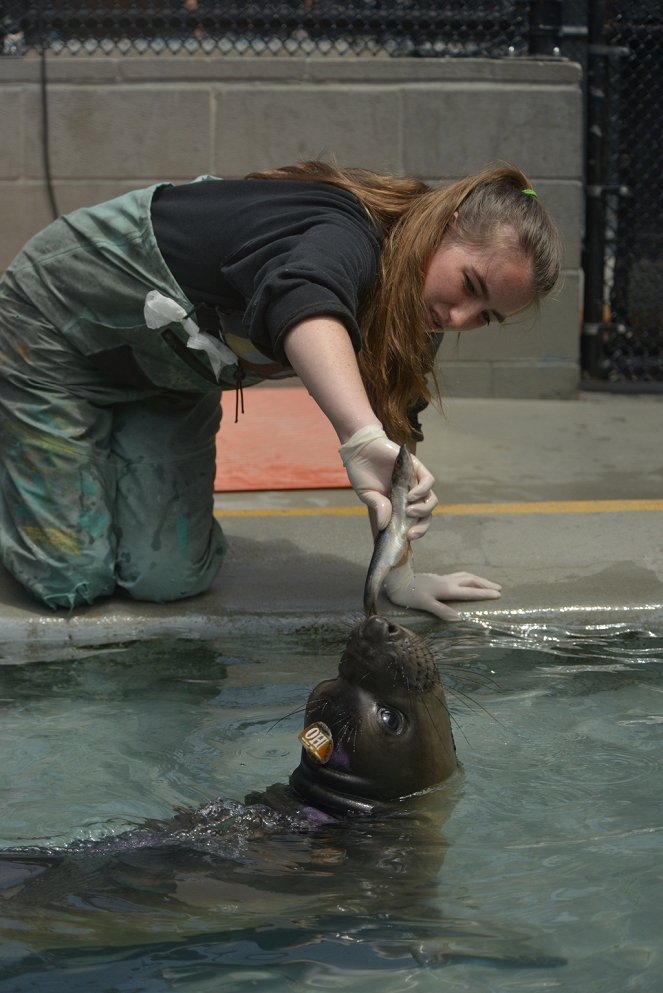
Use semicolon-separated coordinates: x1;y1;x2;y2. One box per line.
336;717;354;748
267;706;307;732
445;686;506;730
421;692;470;749
351;713;364;753
448;710;472;748
435;662;501;691
316;698;331;717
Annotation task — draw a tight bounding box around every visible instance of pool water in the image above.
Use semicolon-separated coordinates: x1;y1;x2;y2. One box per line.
1;619;662;992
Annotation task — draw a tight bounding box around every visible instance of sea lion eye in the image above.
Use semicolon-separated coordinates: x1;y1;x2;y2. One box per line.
377;707;405;735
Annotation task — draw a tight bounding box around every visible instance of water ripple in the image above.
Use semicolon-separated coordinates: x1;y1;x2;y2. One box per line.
430;621;663;678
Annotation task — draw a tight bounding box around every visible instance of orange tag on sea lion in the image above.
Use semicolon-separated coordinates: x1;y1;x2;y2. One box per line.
298;722;334;764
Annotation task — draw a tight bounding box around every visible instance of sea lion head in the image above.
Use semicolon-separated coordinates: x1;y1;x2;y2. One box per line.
289;616;458;817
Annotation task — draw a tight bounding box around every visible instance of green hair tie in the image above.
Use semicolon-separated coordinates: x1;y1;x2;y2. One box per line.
521;187;537;198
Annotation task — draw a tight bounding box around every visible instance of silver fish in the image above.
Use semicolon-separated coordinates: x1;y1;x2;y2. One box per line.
363;444;415;616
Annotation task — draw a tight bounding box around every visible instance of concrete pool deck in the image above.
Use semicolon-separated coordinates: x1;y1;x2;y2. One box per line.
1;392;662;657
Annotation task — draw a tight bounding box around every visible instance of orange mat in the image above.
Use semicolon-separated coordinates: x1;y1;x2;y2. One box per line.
214;385;351;492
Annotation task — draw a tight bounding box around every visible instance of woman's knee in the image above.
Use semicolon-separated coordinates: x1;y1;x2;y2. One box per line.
1;542;116;611
116;521;228;603
40;576;114;611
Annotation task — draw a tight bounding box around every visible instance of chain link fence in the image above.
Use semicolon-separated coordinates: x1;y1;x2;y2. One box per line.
1;1;534;59
1;2;661;387
570;0;662;388
601;2;662;386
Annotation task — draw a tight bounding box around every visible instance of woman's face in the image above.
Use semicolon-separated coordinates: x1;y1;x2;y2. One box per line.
423;234;535;332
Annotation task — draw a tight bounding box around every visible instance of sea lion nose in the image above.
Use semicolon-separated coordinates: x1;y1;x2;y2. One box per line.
363;615;390;637
361;615;404;645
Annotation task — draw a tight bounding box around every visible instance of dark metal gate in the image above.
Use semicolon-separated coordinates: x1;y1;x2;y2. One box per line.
572;0;663;389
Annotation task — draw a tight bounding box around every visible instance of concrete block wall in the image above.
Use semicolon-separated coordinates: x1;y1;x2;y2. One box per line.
0;55;583;397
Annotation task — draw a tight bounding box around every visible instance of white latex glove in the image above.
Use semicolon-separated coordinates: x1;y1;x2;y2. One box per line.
339;426;437;534
383;555;502;621
405;483;439;541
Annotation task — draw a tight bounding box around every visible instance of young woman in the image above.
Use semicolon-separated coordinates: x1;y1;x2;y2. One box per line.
0;162;561;614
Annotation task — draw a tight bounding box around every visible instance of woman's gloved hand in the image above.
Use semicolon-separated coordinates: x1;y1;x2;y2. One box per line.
384;555;502;621
339;426;437;536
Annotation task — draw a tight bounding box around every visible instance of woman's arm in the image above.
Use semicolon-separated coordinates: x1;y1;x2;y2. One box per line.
283;316;435;532
284;316;501;620
282;315;381;444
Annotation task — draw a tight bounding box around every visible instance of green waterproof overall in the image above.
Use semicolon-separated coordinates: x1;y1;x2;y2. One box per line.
0;182;280;610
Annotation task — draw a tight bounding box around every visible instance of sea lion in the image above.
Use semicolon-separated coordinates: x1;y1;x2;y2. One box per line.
0;620;563;972
0;616;457;893
287;613;458;817
0;616;457;857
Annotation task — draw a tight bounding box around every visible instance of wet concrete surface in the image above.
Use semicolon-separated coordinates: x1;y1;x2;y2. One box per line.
1;394;662;659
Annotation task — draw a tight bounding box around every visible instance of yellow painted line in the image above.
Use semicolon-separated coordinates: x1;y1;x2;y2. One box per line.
437;499;663;515
215;505;365;519
214;498;663;520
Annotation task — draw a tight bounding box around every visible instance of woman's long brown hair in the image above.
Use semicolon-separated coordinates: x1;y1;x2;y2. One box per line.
248;161;562;442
